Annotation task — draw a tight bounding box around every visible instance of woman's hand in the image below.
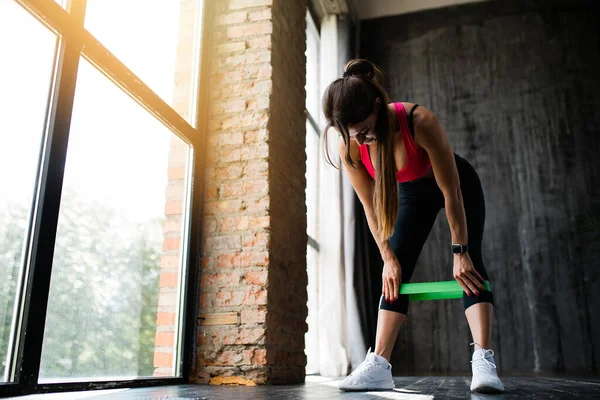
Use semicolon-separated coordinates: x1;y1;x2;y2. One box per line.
382;252;402;303
453;253;485;296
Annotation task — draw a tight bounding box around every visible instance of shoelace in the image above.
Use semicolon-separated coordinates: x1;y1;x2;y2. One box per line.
348;347;378;377
470;342;497;373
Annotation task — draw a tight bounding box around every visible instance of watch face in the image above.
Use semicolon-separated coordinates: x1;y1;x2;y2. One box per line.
452;245;463;254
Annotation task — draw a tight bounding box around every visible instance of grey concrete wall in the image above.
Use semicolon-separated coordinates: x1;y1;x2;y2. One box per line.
360;0;600;375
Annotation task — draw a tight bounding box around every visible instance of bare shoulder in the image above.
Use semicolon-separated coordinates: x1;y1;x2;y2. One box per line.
399;102;435;122
400;102;440;145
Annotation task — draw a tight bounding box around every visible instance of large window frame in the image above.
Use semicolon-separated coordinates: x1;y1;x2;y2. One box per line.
305;10;321;260
0;0;211;396
304;8;322;376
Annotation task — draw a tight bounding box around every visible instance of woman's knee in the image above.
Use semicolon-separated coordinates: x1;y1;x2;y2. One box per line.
463;290;494;310
379;293;410;315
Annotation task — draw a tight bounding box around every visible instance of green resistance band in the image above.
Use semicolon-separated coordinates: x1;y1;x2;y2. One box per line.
399;280;491;301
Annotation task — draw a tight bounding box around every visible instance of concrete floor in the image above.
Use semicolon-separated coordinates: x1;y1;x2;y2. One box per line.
10;375;600;399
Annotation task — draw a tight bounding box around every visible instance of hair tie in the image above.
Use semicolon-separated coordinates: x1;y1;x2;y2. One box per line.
342;71;351;78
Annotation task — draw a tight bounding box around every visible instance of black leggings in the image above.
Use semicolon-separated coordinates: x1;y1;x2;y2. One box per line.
378;153;494;315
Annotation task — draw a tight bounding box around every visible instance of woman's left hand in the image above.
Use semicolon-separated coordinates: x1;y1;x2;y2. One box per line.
453;253;485;296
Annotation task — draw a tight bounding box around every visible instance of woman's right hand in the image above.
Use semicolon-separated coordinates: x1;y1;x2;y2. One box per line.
382;252;402;303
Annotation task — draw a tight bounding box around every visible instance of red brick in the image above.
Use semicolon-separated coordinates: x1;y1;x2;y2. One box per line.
229;0;272;10
227;21;273;39
200;271;240;290
244;129;268;144
248;9;271;21
206;184;218;200
217;148;243;163
244;270;267;286
243;160;268;177
240;308;266;324
209;132;244;147
160;272;179;287
203;218;217;235
247;216;270;228
155;332;175;347
217;41;246;54
217;11;247;25
165;181;185;200
251;349;267;365
221;328;266;345
221;180;268;198
168;166;186;180
213;51;271;69
212;80;272;101
221;216;249;232
202;257;215;269
221;112;269;131
156;312;177;326
247;35;271;49
215;350;245;366
243;196;270;213
205;235;241;251
161;254;180;269
158;292;177;307
163;237;181;251
204;199;243;215
215;164;243;180
154;351;173;368
163;218;182;235
242;289;267;305
247;97;270;111
243;231;269;248
210;100;247;116
240;251;269;267
217;252;242;268
241;144;269;160
216;251;268;268
165;201;183;216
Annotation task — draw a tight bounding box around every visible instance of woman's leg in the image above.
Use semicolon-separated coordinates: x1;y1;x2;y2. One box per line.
454;154;495;348
374;181;443;361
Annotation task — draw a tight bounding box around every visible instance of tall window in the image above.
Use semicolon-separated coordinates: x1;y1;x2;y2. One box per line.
304;9;321;375
0;0;204;394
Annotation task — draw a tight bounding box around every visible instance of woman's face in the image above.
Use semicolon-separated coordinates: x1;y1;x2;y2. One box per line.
347;99;380;146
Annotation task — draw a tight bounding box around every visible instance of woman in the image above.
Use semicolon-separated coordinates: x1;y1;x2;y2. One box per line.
322;59;505;393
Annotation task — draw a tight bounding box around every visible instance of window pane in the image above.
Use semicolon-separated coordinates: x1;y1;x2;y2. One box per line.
305;121;319;238
0;0;57;383
84;0;202;125
39;59;190;382
305;12;320;119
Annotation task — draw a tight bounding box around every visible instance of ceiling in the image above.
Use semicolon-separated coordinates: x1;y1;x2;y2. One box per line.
349;0;489;20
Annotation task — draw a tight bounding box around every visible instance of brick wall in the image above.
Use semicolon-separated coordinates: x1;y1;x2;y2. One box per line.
156;0;308;385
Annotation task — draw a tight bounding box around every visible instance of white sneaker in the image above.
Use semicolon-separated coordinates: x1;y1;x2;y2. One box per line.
470;342;505;393
338;347;395;391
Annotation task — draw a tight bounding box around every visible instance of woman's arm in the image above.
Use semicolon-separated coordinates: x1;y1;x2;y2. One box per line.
338;136;400;302
412;107;467;245
412;106;484;294
338;137;394;261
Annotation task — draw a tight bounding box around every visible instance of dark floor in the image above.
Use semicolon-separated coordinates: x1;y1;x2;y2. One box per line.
11;376;600;399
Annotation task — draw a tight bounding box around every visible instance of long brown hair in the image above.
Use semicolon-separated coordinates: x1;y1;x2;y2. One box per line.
322;59;398;242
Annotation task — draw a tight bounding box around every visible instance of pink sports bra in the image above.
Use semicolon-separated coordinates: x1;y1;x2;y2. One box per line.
359;102;431;183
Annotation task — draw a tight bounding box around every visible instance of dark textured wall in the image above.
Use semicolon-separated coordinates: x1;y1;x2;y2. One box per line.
359;0;600;376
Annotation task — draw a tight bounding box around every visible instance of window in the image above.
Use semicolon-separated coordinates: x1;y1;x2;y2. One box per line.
304;9;321;375
0;0;205;395
0;0;58;383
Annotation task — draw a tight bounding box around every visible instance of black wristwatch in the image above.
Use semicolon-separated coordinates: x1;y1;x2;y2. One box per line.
452;244;469;254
